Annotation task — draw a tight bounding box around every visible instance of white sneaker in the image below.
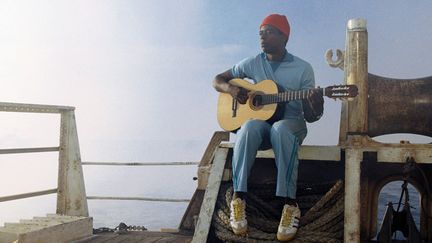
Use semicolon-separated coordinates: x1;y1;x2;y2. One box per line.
229;198;247;235
277;203;301;241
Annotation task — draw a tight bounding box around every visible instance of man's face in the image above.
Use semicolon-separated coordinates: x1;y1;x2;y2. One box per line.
259;25;287;54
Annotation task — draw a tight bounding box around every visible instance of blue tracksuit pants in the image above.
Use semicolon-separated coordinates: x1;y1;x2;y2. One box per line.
232;119;307;199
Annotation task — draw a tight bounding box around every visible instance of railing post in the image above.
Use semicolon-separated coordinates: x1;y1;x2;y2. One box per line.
343;18;368;243
344;147;362;242
345;18;368;137
57;110;89;216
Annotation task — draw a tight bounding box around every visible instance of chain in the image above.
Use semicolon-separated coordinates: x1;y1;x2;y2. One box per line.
93;222;147;234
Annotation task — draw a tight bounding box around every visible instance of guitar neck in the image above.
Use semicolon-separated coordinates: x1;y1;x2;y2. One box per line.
261;88;323;105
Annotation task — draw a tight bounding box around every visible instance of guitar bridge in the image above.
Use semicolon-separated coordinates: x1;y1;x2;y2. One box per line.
232;98;238;117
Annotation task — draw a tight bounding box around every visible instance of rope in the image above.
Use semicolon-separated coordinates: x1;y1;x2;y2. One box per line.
413;161;432;220
210;180;344;242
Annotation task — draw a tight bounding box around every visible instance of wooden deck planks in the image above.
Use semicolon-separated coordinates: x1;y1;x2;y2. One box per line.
77;231;192;243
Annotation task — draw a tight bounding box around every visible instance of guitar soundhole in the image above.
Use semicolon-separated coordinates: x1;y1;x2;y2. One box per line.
252;95;262;107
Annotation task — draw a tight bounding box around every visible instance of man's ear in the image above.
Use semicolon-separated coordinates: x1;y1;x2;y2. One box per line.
283;36;288;46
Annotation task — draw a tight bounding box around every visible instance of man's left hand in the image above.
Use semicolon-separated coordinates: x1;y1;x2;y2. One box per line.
303;88;324;123
307;89;324;111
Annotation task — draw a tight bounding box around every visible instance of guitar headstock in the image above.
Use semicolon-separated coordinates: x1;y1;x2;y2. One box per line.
324;85;358;99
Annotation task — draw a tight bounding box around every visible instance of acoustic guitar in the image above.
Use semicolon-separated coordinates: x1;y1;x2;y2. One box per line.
217;79;358;131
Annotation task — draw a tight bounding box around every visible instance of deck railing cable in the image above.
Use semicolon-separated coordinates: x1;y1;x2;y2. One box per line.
86;196;190;202
0;102;200;209
82;161;198;202
0;161;196;203
82;161;198;166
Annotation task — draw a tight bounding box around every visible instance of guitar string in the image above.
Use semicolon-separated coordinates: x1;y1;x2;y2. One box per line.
259;88;328;105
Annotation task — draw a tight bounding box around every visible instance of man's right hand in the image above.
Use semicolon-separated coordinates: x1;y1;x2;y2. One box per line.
228;85;249;104
213;69;249;104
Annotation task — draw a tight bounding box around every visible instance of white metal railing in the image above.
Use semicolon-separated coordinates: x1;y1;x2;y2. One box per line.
82;161;198;166
0;189;58;203
81;161;198;202
0;101;198;210
79;131;232;204
0;147;60;154
86;195;190;203
0;102;74;113
0;101;88;217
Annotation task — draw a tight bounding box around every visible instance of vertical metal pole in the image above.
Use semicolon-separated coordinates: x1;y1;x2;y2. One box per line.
57;110;89;216
338;101;348;145
343;18;367;243
344;147;362;242
346;19;368;134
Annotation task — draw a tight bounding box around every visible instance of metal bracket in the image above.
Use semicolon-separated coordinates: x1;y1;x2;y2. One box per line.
325;49;345;70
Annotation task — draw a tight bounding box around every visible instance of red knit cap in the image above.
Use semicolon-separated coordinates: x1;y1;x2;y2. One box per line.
260;14;290;38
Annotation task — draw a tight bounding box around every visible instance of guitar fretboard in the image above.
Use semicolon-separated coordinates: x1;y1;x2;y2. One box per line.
260;88;323;105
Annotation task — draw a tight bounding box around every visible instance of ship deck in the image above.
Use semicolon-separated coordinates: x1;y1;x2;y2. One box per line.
77;231;192;243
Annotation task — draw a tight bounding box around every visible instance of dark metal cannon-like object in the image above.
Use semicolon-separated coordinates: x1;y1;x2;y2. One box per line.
368;74;432;138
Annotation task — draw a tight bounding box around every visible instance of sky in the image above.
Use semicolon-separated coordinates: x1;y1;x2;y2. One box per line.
0;0;432;226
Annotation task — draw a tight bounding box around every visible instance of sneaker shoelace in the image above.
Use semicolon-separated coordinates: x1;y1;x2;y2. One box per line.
280;207;294;228
233;200;246;221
